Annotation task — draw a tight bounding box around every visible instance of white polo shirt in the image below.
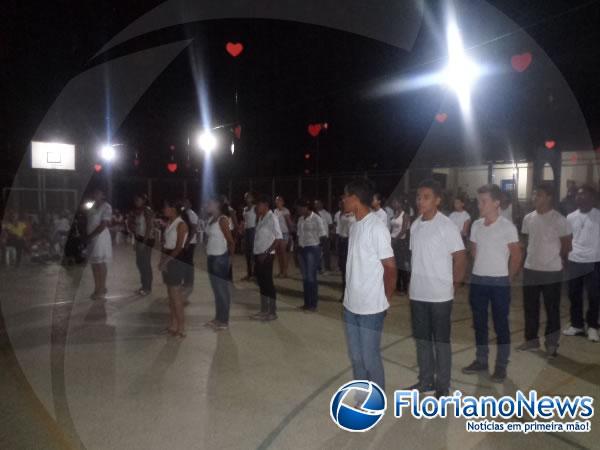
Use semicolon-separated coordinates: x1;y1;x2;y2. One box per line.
373;208;390;229
470;216;519;277
335;211;356;238
449;210;471;234
273;207;291;234
522;209;571;271
410;212;465;302
317;209;333;229
344;213;395;314
253;210;283;255
568;208;600;263
297;212;326;247
243;206;256;229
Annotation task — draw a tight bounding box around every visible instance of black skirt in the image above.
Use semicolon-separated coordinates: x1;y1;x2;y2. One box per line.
162;258;186;287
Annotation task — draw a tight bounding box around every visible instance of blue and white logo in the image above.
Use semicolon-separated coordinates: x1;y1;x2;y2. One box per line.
330;380;387;432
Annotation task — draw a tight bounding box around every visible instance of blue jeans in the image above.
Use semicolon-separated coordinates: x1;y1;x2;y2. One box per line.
343;308;387;390
298;246;320;308
207;253;231;324
469;275;511;368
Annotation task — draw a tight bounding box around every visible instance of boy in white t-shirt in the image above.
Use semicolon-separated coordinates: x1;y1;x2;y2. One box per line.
461;185;521;383
343;179;396;392
519;183;572;358
448;195;471;240
408;179;467;398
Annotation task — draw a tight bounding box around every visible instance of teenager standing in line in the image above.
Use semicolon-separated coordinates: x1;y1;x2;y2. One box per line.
130;194;155;296
86;189;113;300
408;179;467;398
274;195;293;278
182;199;199;297
390;197;411;296
518;183;572;358
251;196;283;321
372;193;390;229
449;194;471;242
315;200;333;273
241;192;257;281
335;197;356;302
462;185;521;383
342;179;396;392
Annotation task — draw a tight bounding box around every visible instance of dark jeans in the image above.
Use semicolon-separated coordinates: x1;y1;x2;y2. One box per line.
6;236;26;266
568;261;600;329
255;254;277;314
182;243;196;288
343;308;387;390
244;228;255;277
135;238;154;291
207;253;231;324
320;237;331;271
298;245;320;309
522;268;562;349
469;275;511;368
410;299;453;391
337;236;349;295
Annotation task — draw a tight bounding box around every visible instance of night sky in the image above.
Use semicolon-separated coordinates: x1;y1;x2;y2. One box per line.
2;1;600;185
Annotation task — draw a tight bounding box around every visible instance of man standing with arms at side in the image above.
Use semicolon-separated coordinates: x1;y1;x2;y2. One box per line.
518;183;572;358
408;179;467;398
343;179;396;392
462;185;522;383
241;192;257;281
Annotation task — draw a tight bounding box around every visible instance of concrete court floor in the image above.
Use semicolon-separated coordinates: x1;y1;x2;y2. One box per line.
0;243;599;450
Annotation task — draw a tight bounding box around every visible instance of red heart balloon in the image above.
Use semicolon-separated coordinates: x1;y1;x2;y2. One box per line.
167;163;178;173
133;159;140;167
94;164;102;172
435;113;448;123
308;124;322;137
511;52;532;72
545;140;556;150
234;125;242;140
226;42;244;58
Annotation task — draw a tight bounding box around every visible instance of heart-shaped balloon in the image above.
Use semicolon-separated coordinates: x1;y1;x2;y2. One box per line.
234;125;242;140
545;140;556;150
308;124;322;137
94;164;102;172
511;52;532;72
435;113;448;123
226;42;244;58
167;163;178;173
133;159;140;167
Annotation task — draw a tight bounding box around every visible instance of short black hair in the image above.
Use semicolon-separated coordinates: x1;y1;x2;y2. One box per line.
256;194;271;207
535;182;555;199
477;184;502;202
296;198;313;210
344;179;375;207
373;192;383;202
578;184;597;196
417;179;443;198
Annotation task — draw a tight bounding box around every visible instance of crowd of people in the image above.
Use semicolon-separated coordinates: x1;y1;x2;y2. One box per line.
3;176;600;398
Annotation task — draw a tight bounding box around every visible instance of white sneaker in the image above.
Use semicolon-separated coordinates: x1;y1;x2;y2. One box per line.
587;328;599;342
562;325;585;336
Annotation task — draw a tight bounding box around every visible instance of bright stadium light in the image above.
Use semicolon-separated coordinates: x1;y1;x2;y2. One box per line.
197;130;217;154
443;22;480;112
84;201;95;210
100;144;117;162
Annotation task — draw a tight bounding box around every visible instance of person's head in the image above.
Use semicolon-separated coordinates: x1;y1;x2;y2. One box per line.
476;184;502;218
416;179;442;217
500;191;512;208
533;183;555;212
314;200;324;211
134;193;148;209
92;188;105;203
182;198;192;210
390;197;402;212
567;180;577;197
453;195;466;212
296;198;312;217
206;195;229;217
256;195;271;216
162;199;183;220
343;179;375;214
244;192;255;206
576;185;596;212
275;195;285;209
371;193;383;210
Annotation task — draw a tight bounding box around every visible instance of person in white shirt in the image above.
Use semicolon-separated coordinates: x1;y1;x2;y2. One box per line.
519;183;572;358
390;197;411;295
334;197;356;302
564;185;600;342
129;194;155;296
251;196;283;321
371;193;391;230
461;185;522;383
449;195;471;241
86;189;113;300
182;199;199;296
274;196;293;278
314;200;333;273
242;192;257;281
408;179;467;397
342;179;396;392
297;199;327;311
499;192;514;223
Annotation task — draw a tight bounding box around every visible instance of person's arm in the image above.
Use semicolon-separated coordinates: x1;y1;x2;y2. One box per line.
382;257;397;301
219;217;235;257
462;219;471;237
469;241;477;260
159;221;188;270
87;220;108;240
452;250;467;288
284;212;294;231
144;209;154;242
560;234;573;261
508;242;522;279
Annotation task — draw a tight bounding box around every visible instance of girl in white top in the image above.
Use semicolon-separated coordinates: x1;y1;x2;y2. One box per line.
86;189;113;300
448;196;471;239
274;196;293;278
159;199;189;338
